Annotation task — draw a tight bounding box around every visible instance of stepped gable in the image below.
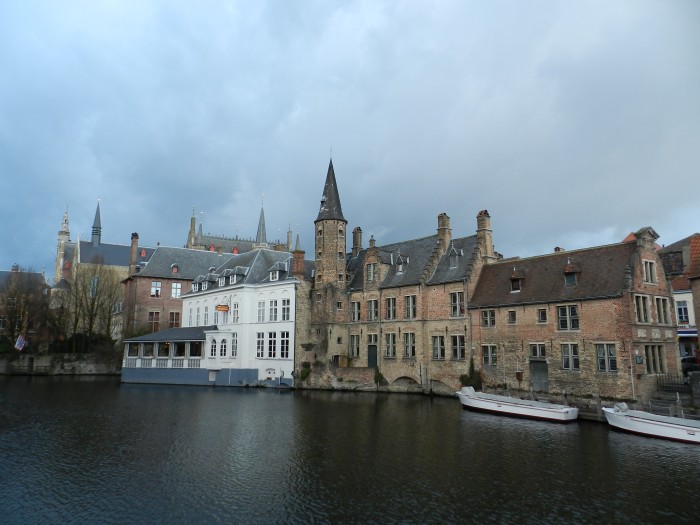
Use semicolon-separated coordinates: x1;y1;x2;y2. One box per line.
426;235;479;286
470;241;638;308
134;247;234;279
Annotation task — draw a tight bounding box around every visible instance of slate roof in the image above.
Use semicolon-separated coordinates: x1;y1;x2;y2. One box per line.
0;269;46;288
77;240;155;267
185;248;299;296
132;247;234;280
346;234;479;291
123;325;216;343
469;241;638;308
659;233;700;285
315;160;346;223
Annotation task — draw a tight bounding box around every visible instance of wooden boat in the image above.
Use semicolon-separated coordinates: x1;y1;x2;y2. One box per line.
602;403;700;444
456;386;579;422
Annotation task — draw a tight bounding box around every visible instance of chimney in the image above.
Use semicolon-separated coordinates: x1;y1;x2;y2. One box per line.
476;210;495;261
128;233;139;276
292;234;305;279
437;213;451;253
352;227;363;256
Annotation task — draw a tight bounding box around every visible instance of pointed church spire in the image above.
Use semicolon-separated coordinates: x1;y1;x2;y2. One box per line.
315;159;346;223
254;205;268;249
91;201;102;247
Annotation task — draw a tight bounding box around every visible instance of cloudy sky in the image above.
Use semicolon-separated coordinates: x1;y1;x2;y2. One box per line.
1;0;698;283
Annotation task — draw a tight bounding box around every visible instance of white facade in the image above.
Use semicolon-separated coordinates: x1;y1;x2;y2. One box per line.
183;269;297;385
674;290;697;357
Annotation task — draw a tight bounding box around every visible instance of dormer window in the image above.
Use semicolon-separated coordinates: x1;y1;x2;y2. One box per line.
202;281;208;290
270;270;279;281
230;275;237;285
564;259;580;286
510;268;524;293
396;253;405;274
218;277;225;287
192;283;199;292
171;264;179;274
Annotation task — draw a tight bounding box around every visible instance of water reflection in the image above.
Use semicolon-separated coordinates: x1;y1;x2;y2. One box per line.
0;378;697;524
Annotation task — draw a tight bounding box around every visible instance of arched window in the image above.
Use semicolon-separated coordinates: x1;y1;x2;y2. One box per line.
210;339;217;357
220;339;227;357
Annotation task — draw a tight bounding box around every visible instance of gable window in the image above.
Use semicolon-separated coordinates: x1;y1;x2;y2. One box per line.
281;332;290;359
367;263;376;282
537;308;547;323
405;295;417;319
385;333;396;358
171;282;181;298
596;343;617;372
482;309;495;327
404;333;416;358
148;311;160;332
231;333;238;357
557;305;579;330
268;332;277;358
150;281;162;298
451;335;465;360
482;344;497;366
655;297;670;325
561;343;579;370
677;300;689;324
386;297;396;320
643;260;657;284
507;310;516;324
634;295;650;323
530;343;546;359
645;344;666;374
232;302;239;323
450;292;465;317
282;299;291;321
368;300;379;321
564;272;577;286
351;301;361;322
256;333;264;358
431;336;445;360
349;334;360;358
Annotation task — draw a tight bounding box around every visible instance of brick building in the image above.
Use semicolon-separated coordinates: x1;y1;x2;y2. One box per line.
298;160;498;394
469;227;678;401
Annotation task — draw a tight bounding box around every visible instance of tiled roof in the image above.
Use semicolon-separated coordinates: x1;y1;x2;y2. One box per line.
78;240;155;267
346;234;478;291
689;236;700;279
133;247;234;280
315;160;346;222
0;269;46;288
123;325;216;342
470;241;637;308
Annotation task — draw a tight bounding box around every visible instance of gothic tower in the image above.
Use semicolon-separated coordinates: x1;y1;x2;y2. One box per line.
314;159;347;289
54;210;71;284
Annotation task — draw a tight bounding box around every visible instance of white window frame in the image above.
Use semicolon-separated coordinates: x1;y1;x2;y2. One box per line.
171;282;181;298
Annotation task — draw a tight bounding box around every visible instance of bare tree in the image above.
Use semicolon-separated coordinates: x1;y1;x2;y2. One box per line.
0;265;49;348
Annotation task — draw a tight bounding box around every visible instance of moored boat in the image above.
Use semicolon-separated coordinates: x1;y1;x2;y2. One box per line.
602;403;700;444
456;386;579;422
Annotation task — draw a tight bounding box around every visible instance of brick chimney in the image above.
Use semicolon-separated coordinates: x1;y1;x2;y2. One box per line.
437;213;451;254
352;227;363;257
476;210;495;262
128;233;139;276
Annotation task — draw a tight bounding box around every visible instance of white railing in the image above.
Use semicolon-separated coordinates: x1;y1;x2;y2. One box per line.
172;358;184;368
188;359;201;368
156;359;169;368
141;358;153;368
125;358;137;368
123;357;201;368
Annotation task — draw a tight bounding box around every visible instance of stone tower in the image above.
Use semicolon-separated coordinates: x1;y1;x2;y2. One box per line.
54;210;71;284
314;159;347;289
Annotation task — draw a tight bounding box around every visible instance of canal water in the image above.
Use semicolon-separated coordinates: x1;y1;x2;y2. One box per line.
0;377;698;524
